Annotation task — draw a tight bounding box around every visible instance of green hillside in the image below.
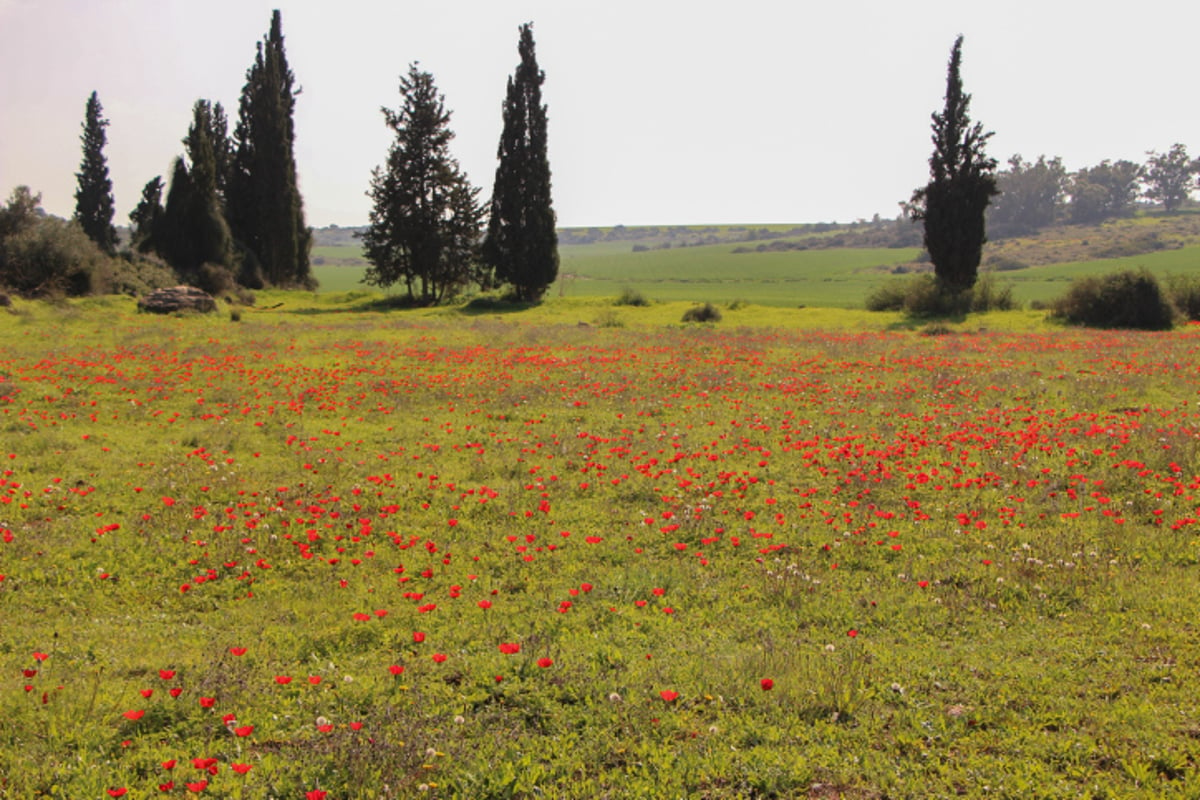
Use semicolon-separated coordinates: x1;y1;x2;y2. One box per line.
310;213;1200;308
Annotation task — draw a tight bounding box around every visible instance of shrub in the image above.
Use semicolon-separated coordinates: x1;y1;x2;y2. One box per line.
614;286;649;307
970;274;1017;312
108;251;177;297
0;215;112;297
1051;269;1175;330
866;273;1015;315
1165;274;1200;321
681;302;722;323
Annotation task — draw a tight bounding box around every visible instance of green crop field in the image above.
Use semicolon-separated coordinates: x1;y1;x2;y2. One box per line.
4;297;1200;798
308;216;1200;310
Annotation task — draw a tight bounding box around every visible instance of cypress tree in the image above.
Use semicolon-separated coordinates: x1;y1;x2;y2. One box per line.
74;91;117;255
483;22;558;301
228;9;312;288
154;102;235;279
128;176;164;252
910;36;998;294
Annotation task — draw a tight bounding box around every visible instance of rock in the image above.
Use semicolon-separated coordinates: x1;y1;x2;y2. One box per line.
137;286;217;315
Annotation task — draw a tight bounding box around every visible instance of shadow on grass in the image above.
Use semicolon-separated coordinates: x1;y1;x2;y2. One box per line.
278;294;544;317
455;297;542;315
883;310;968;331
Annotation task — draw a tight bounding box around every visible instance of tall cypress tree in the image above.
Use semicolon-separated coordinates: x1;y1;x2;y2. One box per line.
910;36;998;293
154;102;234;278
228;9;312;288
483;22;558;301
74;91;117;255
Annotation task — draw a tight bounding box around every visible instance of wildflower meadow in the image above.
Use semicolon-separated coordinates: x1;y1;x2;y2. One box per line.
3;300;1200;798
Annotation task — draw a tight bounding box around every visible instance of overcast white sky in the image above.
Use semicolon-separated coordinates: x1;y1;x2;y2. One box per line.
1;0;1196;228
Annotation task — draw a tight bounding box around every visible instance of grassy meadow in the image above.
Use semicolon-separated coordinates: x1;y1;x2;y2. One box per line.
310;214;1200;309
3;294;1200;798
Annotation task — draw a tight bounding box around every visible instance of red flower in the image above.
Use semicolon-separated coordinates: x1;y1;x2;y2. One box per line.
431;653;448;663
388;664;405;676
306;791;329;800
498;642;520;654
106;789;128;798
412;631;426;643
162;759;177;770
186;780;208;793
847;629;859;638
478;600;492;610
159;669;176;680
32;651;48;662
199;696;215;708
536;657;553;668
308;675;322;685
234;725;254;737
275;675;292;685
123;709;145;720
158;782;175;792
169;687;183;698
760;678;775;691
231;763;252;774
228;647;247;656
660;690;679;703
140;689;153;698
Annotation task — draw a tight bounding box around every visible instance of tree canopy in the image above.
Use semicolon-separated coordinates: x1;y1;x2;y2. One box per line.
910;36;998;294
483;22;558;302
228;9;312;288
74;91;117;256
361;63;483;305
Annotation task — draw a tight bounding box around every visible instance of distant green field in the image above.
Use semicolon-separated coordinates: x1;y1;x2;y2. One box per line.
308;237;1200;309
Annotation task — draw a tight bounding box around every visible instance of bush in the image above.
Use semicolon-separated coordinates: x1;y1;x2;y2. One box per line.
1165;274;1200;321
970;274;1017;312
0;215;113;297
108;251;177;297
1051;269;1175;330
614;286;649;307
866;273;1015;315
681;302;722;323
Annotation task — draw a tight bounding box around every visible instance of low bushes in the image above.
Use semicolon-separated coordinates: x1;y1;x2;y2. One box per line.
865;274;1015;315
1051;268;1175;330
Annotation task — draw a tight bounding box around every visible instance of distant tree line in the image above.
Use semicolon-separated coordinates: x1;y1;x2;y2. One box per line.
986;145;1198;238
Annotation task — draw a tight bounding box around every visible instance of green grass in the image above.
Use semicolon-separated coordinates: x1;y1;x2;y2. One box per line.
4;298;1200;796
308;216;1200;311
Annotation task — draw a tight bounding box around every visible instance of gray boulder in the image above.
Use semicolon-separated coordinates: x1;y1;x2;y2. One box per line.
137;286;217;314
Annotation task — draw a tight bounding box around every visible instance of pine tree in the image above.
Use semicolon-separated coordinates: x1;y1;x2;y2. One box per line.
910;36;998;294
483;22;558;301
74;91;117;255
361;63;483;305
228;9;312;288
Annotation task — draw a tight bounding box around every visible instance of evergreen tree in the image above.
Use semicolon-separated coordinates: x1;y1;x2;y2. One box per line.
361;63;483;305
154;102;235;279
228;9;312;288
910;36;998;293
128;176;164;251
74;91;117;255
483;22;558;301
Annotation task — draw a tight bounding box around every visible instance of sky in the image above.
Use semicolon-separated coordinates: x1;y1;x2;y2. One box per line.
1;0;1197;229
